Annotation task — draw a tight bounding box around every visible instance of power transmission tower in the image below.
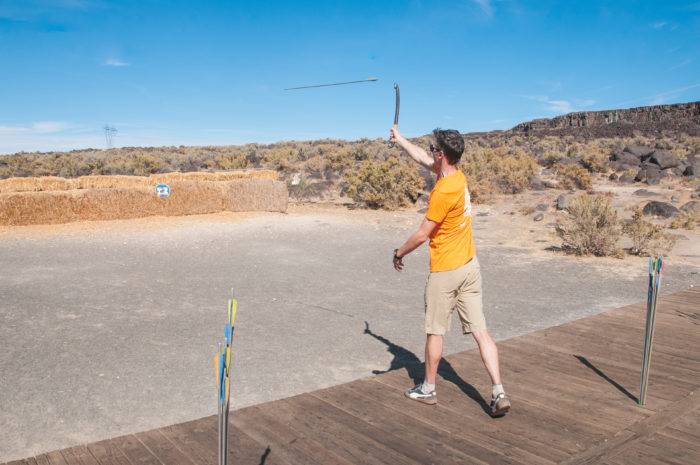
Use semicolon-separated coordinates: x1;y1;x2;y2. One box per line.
104;125;118;148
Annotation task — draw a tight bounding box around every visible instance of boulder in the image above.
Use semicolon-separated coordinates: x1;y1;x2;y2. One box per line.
636;163;661;185
533;213;544;222
619;172;636;184
680;200;700;215
530;177;545;191
611;161;640;172
683;153;699;177
609;173;619;181
642;201;680;218
556;194;569;210
611;151;642;166
671;195;680;203
633;189;660;197
623;145;655;159
535;203;548;212
649;150;681;169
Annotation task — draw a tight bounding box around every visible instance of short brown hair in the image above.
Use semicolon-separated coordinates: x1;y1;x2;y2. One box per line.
433;129;464;165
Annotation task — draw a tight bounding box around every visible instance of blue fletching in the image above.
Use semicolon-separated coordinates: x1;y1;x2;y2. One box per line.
218;352;226;402
224;325;231;344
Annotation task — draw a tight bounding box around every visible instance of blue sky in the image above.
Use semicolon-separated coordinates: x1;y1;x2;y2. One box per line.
1;0;699;154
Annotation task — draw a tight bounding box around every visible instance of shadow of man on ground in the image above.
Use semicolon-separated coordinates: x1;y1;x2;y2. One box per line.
364;321;490;414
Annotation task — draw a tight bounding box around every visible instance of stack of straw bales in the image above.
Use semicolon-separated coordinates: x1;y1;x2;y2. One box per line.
0;170;287;226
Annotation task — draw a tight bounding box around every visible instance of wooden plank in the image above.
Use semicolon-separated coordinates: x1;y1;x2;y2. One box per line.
372;355;600;456
257;393;422;465
505;337;696;402
560;388;699;465
109;435;161;465
85;440;132;465
43;451;69;465
134;429;197;465
523;327;700;384
59;446;99;465
313;380;530;465
445;346;647;433
367;373;573;463
606;441;676;465
200;415;293;465
159;417;218;465
232;400;356;465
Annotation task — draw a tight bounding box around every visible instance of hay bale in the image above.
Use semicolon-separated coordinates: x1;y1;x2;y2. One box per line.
225;179;288;213
71;175;149;190
0;170;279;194
0;176;287;226
0;176;72;193
0;181;227;226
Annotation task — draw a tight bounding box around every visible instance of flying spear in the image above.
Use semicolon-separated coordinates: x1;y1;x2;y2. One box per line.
284;76;378;90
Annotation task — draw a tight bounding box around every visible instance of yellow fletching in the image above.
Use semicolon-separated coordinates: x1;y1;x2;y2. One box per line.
225;346;231;375
230;299;238;327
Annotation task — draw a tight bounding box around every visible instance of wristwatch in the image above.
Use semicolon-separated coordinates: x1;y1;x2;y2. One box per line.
393;249;403;260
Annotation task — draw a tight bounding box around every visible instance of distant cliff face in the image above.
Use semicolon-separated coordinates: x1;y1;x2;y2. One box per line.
510;101;700;137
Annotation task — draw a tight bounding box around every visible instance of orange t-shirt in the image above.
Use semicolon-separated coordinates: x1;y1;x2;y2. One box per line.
425;170;476;272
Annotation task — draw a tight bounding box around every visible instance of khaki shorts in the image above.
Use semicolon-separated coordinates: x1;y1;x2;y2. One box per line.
424;257;486;335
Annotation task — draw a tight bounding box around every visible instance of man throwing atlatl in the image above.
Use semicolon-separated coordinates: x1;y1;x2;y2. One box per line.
389;127;510;417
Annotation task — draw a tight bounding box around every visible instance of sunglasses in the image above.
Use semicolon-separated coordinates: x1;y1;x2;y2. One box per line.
429;143;442;154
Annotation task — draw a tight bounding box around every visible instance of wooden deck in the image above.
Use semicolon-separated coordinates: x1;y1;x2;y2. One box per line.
5;289;699;465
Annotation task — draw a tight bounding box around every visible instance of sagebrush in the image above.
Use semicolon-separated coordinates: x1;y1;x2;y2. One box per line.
556;194;622;256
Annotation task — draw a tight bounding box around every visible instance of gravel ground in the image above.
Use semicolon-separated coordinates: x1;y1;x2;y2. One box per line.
1;208;698;462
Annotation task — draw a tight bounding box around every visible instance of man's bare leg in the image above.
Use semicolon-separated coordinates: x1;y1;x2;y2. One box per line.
472;329;510;416
471;329;501;384
424;334;443;384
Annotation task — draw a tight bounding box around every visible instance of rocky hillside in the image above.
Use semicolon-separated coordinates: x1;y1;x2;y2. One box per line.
511;101;700;137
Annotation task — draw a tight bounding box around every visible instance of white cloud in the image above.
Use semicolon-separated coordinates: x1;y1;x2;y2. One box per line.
0;121;72;135
522;95;574;114
472;0;493;17
652;21;667;29
104;58;129;67
669;58;694;71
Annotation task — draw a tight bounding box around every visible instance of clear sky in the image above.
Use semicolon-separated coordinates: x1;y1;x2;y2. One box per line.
1;0;699;154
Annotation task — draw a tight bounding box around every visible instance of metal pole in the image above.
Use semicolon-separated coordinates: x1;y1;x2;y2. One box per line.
639;257;662;405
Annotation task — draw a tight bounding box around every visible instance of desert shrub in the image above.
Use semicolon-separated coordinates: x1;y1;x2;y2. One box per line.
554;164;592;190
460;147;538;202
344;156;425;209
669;212;696;231
579;143;609;173
213;153;248;170
623;209;677;255
556;194;622;256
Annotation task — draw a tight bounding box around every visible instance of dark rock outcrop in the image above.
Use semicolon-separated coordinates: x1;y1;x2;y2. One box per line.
642;201;680;218
649;150;681;169
510;101;700;137
680;200;699;215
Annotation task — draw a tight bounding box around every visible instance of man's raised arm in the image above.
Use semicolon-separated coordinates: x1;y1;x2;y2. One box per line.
390;127;434;169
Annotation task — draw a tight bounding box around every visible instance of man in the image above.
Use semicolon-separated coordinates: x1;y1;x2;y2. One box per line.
389;127;510;417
